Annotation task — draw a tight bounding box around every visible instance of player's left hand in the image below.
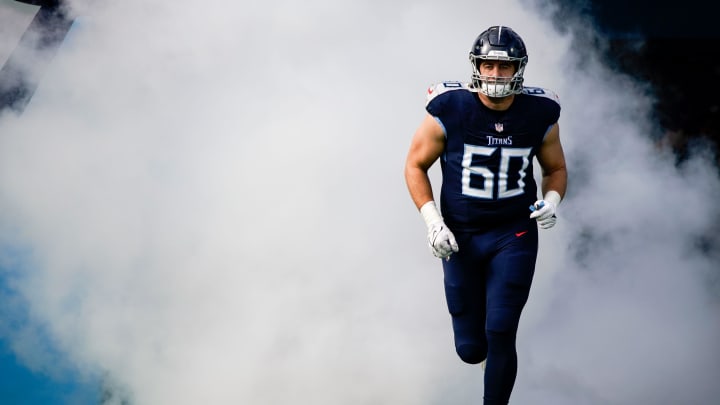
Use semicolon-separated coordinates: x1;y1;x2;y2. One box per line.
529;200;556;229
529;190;562;229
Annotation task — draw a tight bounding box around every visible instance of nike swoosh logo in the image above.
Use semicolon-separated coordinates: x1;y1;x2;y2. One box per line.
515;231;528;237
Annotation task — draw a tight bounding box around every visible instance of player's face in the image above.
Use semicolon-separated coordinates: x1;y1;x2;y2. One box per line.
478;60;516;79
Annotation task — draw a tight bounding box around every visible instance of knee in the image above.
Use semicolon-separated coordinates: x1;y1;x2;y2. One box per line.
486;308;521;335
486;329;516;353
456;343;486;364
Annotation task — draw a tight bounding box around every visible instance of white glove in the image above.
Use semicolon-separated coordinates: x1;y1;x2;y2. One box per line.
427;221;459;260
420;201;459;260
529;190;561;229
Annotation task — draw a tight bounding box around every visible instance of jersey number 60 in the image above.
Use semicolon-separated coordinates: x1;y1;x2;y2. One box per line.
461;145;532;199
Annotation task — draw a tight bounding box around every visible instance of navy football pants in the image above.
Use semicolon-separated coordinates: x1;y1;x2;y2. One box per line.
442;217;538;405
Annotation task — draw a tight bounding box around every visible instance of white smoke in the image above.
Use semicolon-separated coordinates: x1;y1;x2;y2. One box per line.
0;0;718;404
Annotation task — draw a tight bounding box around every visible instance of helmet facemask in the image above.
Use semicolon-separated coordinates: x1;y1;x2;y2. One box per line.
469;54;527;98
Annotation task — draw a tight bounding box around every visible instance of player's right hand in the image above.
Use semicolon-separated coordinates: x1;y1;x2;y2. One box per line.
427;221;459;260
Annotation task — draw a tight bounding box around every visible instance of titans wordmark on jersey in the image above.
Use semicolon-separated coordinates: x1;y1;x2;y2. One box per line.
425;81;561;231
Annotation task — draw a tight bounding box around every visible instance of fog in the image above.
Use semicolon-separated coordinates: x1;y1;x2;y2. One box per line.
1;0;718;404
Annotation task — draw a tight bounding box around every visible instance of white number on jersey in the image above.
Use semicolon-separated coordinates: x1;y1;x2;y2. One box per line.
522;86;561;105
426;81;470;104
461;146;532;199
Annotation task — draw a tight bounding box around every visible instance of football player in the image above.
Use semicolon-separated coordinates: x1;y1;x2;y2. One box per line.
404;25;567;404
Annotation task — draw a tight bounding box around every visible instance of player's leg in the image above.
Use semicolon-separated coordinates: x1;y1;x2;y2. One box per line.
441;231;489;364
483;218;539;405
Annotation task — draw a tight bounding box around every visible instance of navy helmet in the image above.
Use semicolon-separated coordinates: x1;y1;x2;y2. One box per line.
469;26;528;97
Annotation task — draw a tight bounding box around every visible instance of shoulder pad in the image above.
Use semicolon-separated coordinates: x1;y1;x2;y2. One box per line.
426;81;470;104
522;86;560;104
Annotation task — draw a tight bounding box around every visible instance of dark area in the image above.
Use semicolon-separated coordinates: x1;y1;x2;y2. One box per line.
606;38;720;163
549;0;720;165
547;0;720;267
0;1;74;114
13;0;62;7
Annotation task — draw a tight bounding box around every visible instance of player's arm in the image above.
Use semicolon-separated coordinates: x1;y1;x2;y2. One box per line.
405;113;458;259
536;122;567;199
531;122;567;229
404;113;445;209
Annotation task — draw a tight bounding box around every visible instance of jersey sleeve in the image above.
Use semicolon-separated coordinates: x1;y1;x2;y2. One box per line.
426;91;446;117
522;86;560;106
425;81;468;117
522;86;561;124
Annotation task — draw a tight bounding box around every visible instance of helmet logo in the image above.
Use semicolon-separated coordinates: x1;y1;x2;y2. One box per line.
487;50;509;58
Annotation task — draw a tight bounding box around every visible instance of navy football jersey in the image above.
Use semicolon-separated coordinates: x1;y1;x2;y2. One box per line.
426;81;561;231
